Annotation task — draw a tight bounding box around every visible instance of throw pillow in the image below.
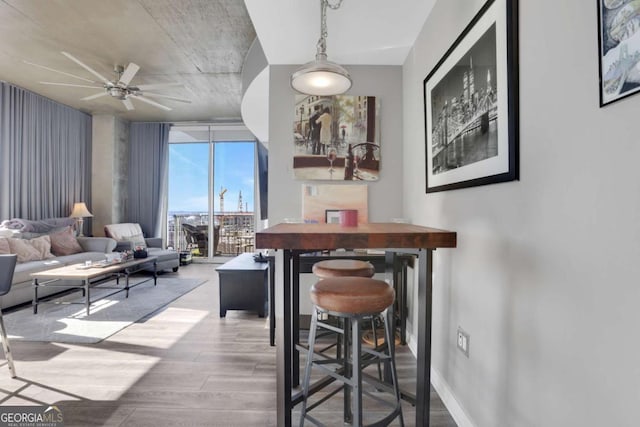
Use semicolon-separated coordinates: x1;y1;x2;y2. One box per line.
124;233;147;250
0;237;9;254
49;226;84;256
7;236;54;262
20;226;70;240
30;235;55;260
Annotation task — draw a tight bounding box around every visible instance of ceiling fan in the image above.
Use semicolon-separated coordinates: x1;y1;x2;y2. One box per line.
24;51;191;111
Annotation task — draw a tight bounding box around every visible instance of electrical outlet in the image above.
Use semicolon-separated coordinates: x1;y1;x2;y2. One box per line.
457;327;469;357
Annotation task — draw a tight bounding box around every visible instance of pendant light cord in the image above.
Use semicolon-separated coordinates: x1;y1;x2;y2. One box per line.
316;0;344;60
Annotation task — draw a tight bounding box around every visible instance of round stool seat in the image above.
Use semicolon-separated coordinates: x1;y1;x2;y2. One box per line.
310;277;394;315
312;259;375;278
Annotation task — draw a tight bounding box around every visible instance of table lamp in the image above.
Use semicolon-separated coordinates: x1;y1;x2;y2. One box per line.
70;202;93;236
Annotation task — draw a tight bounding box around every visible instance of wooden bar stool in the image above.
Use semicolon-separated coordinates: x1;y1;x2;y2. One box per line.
312;259;375;279
300;277;404;427
311;258;384;368
310;258;382;378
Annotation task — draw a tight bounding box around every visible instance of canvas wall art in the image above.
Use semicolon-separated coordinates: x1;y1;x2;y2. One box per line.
293;95;380;181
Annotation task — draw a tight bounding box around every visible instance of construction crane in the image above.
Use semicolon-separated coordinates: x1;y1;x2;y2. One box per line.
219;187;227;213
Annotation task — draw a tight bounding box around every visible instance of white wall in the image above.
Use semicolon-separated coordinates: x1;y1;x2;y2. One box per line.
403;1;640;426
268;65;405;223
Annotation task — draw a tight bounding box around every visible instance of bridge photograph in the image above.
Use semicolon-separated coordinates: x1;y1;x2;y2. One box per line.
423;0;519;194
428;24;498;175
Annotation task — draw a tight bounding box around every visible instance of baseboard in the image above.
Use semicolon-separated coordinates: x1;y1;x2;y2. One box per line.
406;335;475;427
430;367;475;427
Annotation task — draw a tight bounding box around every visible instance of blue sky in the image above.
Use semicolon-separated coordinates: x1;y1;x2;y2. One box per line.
168;142;255;213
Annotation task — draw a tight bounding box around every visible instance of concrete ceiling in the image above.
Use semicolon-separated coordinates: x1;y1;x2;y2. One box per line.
0;0;256;122
0;0;436;124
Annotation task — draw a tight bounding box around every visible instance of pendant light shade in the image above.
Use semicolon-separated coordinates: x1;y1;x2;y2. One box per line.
291;56;352;96
291;0;351;96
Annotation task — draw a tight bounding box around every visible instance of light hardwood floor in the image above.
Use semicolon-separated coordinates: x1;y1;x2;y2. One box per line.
0;263;457;427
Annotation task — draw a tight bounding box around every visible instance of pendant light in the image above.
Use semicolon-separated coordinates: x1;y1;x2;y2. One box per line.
291;0;352;96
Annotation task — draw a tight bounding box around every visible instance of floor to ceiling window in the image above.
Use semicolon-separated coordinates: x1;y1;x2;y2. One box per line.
167;125;256;262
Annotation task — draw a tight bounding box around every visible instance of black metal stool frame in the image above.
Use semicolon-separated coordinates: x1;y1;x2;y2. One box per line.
299;304;404;427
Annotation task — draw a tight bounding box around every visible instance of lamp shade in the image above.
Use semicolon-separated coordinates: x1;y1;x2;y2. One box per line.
291;58;352;96
291;0;351;96
70;202;93;218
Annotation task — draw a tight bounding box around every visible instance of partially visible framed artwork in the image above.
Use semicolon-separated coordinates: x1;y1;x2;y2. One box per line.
423;0;519;193
598;0;640;106
325;210;341;224
293;95;380;181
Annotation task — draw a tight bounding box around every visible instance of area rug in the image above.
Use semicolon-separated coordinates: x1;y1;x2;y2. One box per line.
3;277;207;344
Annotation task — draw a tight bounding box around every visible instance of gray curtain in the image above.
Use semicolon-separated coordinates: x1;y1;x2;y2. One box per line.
257;141;268;220
0;82;92;220
128;123;170;237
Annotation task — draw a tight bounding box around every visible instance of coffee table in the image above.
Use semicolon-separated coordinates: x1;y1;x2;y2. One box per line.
31;256;158;315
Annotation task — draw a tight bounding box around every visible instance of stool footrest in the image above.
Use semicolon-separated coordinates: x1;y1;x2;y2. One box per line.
305;384;344;413
361;372;397;396
362;347;392;361
315;320;345;335
296;344;339;363
314;364;356;387
303;341;338;355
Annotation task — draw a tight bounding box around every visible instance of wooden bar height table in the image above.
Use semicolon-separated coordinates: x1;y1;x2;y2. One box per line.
255;222;456;426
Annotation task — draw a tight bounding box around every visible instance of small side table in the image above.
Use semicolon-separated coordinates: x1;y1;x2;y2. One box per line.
216;253;268;317
179;251;192;265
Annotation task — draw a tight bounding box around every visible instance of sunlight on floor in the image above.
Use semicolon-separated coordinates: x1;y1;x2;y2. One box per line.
109;307;210;349
68;299;121;318
0;305;212;405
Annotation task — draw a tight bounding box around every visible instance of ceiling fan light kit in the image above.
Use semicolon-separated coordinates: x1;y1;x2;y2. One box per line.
291;0;352;96
27;51;190;112
109;87;126;100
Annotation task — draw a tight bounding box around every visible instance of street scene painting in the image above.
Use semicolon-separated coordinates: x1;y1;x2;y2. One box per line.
598;0;640;106
424;0;518;193
293;95;380;181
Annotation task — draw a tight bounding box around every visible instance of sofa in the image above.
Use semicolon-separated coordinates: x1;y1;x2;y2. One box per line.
103;223;179;273
0;232;117;309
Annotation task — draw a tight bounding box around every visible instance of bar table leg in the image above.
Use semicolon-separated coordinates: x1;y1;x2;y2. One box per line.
275;250;293;427
416;249;434;426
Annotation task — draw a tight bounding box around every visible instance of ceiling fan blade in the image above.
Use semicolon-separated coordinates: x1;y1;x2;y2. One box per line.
135;82;184;90
142;92;191;103
122;98;135;111
118;63;140;86
61;51;111;84
81;92;108;101
23;60;96;83
131;94;172;111
39;81;104;89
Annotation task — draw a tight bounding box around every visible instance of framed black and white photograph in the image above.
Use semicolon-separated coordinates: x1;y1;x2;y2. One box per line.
423;0;518;193
598;0;640;106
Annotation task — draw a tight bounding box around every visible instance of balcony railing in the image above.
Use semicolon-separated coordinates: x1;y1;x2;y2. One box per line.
168;212;255;257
